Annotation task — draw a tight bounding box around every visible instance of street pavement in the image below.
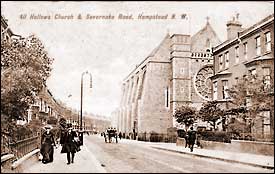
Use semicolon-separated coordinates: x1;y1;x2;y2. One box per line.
85;135;273;173
23;134;274;173
22;136;106;173
119;138;274;169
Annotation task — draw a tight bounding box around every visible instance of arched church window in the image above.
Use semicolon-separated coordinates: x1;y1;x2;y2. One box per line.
206;38;210;48
194;65;214;101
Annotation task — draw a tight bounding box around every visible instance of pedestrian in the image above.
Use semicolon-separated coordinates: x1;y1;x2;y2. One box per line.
103;131;107;143
61;123;78;165
187;127;197;152
40;125;56;164
183;130;189;148
118;132;122;140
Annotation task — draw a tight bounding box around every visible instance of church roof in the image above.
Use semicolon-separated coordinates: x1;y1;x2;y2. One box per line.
191;20;221;52
148;33;171;57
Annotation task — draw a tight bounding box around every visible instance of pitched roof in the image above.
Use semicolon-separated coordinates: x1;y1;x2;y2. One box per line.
148;33;171;57
191;21;221;52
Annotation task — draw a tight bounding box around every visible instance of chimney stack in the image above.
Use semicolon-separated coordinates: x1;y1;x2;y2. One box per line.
226;13;242;40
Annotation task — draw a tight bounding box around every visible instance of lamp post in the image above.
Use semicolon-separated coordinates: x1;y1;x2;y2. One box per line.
77;111;80;130
80;71;92;144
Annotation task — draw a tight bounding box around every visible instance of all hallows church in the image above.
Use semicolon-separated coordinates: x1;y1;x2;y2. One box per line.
112;19;221;141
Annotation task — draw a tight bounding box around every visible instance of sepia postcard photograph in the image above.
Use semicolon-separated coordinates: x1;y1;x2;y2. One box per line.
1;1;274;173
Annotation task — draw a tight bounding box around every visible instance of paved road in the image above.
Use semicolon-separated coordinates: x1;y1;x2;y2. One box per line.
85;135;273;173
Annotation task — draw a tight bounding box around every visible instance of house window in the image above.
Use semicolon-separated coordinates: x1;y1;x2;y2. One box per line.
219;55;223;70
249;68;257;82
260;111;271;137
235;46;239;64
224;52;229;68
246;96;252;107
263;67;271;90
243;42;248;60
44;101;47;113
213;81;218;100
265;32;271;52
222;80;229;99
255;36;261;56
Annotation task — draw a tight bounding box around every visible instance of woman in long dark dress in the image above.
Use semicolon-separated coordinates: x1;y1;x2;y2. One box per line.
40;125;56;164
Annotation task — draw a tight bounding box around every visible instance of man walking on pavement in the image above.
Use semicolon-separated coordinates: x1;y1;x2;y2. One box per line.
187;126;197;152
61;123;78;165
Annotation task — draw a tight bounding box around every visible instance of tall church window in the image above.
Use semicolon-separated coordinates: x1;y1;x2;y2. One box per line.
164;87;170;108
206;38;210;49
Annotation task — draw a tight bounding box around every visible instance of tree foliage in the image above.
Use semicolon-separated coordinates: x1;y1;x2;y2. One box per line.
174;105;197;128
47;116;58;125
199;101;224;131
227;74;274;121
1;35;53;120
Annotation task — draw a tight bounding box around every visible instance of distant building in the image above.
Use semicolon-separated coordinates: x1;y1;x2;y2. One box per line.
211;13;274;141
84;115;111;133
27;85;62;124
115;19;221;141
1;15;22;42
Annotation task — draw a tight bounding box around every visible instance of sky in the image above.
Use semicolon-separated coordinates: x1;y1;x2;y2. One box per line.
1;1;274;118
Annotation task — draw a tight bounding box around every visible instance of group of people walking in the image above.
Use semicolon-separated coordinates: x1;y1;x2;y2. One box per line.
40;120;81;165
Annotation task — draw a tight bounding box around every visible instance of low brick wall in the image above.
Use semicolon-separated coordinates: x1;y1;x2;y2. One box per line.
0;149;40;173
200;140;274;156
137;133;176;142
1;154;15;173
176;137;186;146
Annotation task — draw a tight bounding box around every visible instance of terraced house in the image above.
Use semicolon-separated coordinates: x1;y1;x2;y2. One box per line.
211;13;274;141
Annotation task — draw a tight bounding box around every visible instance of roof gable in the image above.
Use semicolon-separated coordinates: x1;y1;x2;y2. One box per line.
191;22;221;52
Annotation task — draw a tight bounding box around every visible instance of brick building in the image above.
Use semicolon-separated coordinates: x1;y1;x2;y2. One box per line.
114;19;221;141
211;14;274;141
27;85;60;124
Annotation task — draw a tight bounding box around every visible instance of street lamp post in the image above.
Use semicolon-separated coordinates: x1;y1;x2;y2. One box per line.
80;71;92;145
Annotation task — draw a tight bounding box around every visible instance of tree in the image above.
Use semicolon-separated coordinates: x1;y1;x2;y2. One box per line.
174;105;197;130
199;101;224;131
226;74;274;137
47;117;58;125
1;35;53;121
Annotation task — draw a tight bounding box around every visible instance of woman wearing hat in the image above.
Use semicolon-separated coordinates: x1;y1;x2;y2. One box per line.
40;125;56;164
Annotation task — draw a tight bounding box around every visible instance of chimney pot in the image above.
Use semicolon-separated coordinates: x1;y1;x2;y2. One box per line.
226;14;242;40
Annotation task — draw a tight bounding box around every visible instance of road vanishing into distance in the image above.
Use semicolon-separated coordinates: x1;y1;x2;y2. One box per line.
85;135;273;173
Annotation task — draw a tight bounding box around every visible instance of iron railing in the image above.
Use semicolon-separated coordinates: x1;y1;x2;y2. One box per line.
9;135;40;160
